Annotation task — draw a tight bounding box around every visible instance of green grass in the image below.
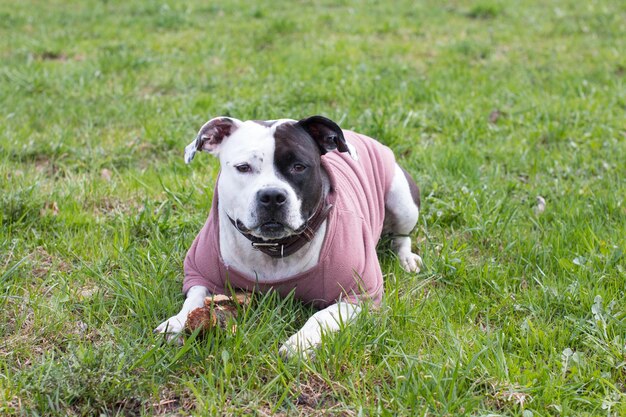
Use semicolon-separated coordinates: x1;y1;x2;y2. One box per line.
1;0;625;415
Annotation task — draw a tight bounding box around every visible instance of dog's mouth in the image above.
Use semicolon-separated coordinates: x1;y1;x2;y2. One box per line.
236;219;295;240
258;220;296;239
259;221;285;234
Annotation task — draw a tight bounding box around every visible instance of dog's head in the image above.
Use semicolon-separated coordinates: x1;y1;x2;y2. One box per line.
185;116;353;240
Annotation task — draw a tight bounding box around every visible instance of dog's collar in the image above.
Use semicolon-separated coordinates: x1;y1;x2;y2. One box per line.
227;201;332;258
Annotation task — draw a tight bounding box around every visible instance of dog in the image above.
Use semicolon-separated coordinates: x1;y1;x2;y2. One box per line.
155;115;422;358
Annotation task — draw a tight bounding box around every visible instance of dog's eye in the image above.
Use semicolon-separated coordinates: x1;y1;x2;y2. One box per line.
292;163;306;173
235;163;252;173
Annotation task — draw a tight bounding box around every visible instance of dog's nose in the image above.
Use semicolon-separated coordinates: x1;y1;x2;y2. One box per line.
258;188;288;208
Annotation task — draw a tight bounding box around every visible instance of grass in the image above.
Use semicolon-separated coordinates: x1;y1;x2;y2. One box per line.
1;0;625;415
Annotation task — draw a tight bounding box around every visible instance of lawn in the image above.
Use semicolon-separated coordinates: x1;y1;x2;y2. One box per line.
1;0;625;415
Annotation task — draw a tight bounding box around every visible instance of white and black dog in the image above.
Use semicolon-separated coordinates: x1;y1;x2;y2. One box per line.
155;115;421;358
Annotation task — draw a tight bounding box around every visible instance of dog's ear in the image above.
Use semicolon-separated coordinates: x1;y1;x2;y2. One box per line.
184;117;242;163
297;115;350;155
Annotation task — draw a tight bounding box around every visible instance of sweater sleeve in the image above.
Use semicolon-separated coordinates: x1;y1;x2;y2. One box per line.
341;220;384;306
182;215;225;295
322;209;384;307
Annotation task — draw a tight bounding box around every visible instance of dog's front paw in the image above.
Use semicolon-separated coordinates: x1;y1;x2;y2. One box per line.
279;330;320;360
399;251;423;273
154;315;186;344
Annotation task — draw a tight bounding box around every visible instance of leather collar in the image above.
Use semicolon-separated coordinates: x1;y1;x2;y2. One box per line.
228;201;332;258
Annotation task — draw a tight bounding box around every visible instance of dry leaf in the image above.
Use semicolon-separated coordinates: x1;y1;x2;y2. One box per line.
101;168;112;181
40;201;59;216
534;196;546;215
489;109;505;124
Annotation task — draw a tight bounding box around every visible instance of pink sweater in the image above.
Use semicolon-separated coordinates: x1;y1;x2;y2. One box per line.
182;130;396;308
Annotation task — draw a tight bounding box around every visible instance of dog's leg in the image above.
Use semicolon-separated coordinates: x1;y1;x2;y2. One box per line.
279;302;361;359
154;285;209;342
385;164;422;273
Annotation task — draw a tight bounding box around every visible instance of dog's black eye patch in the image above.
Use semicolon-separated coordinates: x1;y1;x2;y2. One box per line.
273;123;324;218
292;163;307;173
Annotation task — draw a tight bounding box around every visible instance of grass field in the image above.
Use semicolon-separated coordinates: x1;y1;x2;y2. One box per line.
1;0;625;415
